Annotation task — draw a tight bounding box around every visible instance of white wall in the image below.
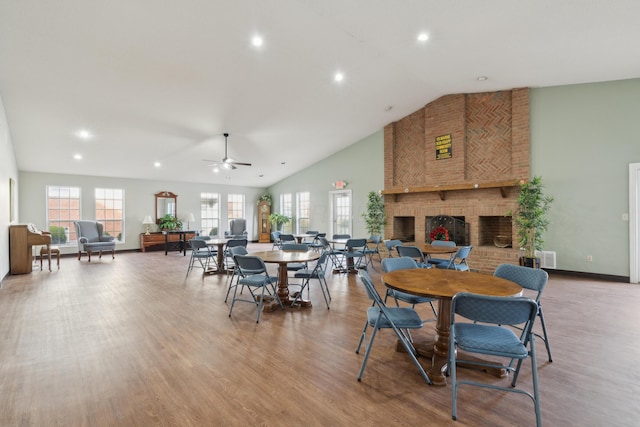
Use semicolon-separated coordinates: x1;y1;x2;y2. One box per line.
0;96;20;278
18;171;267;255
267;130;384;238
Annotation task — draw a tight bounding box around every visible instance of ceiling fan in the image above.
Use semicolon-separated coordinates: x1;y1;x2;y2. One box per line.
203;133;252;170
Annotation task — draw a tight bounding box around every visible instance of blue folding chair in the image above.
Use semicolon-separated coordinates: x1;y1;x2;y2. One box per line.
449;292;541;426
228;255;283;323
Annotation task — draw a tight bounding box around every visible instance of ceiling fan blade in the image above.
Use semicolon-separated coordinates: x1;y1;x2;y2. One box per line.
229;161;252;167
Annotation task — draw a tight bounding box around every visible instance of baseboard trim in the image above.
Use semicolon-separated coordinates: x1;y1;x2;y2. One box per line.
548;269;629;283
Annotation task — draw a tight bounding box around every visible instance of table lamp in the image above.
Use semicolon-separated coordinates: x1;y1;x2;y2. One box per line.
186;213;195;230
142;215;154;235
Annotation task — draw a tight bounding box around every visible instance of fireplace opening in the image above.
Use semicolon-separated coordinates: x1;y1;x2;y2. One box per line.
479;216;513;247
392;216;415;241
426;215;469;245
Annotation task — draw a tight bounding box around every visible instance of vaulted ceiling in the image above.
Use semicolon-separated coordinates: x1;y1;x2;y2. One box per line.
1;1;639;187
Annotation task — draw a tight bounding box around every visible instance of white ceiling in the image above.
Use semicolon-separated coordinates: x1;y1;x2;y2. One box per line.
1;1;639;187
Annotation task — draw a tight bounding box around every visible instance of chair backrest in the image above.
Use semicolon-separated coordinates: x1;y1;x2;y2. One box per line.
190;238;208;250
494;263;548;302
431;240;456;247
234;254;268;275
306;230;319;236
228;219;247;235
332;234;351;240
345;238;367;250
396;245;425;262
280;234;295;243
385;239;402;251
193;235;211;241
454;245;472;260
358;270;386;307
282;243;308;251
452;292;538;329
271;231;281;240
74;220;103;246
229;246;248;257
313;232;327;242
381;257;419;273
226;238;248;249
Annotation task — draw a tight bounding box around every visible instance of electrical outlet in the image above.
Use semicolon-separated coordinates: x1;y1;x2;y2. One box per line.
622;213;629;221
587;255;593;262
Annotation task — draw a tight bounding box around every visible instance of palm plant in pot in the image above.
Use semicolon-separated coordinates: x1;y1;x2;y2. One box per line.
510;176;553;268
362;191;386;236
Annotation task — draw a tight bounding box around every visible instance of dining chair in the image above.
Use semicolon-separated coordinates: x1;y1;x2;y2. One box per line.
426;239;457;265
282;243;310;273
308;233;328;252
228;255;283;323
363;235;383;268
381;257;437;322
396;245;430;268
435;245;472;271
449;292;541;427
384;239;402;258
292;252;331;309
343;238;367;271
494;263;552;362
224;238;248;271
271;231;282;250
224;246;248;303
356;270;431;384
185;238;216;277
279;234;296;245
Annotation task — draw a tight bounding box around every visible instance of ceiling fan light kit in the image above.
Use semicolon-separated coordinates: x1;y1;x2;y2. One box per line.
203;132;252;172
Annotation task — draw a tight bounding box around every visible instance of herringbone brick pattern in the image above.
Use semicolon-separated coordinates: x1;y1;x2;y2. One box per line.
466;91;513;180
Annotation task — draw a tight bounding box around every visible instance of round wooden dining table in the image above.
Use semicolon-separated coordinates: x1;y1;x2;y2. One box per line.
251;250;320;308
382;268;522;386
205;238;229;274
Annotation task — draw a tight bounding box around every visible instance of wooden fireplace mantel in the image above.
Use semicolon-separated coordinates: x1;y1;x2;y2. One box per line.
382;179;521;201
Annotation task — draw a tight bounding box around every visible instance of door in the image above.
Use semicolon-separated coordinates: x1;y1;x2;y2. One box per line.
330;190;352;237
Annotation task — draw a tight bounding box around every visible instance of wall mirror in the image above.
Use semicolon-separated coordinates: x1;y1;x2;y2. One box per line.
155;191;178;223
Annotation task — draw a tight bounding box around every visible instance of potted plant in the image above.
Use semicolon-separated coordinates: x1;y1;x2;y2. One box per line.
362;190;386;236
257;193;272;206
158;214;183;230
509;176;553;268
268;212;290;232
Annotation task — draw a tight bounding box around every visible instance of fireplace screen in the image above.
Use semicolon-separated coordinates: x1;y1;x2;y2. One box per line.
426;215;469;245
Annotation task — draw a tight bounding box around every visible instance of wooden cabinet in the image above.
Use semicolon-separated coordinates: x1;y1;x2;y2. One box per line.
258;201;271;243
140;231;197;253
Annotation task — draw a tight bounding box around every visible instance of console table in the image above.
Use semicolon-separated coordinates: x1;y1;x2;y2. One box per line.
140;231;197;254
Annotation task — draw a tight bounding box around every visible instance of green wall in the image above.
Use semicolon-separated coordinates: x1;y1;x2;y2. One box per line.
267;130;384;238
531;78;640;277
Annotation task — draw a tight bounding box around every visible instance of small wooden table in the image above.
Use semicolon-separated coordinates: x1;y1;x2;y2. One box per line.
205;239;229;274
163;230;198;256
382;268;522;386
251;250;320;308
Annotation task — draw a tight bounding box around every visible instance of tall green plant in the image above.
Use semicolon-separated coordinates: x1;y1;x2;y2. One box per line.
268;213;290;231
510;176;553;259
362;191;386;236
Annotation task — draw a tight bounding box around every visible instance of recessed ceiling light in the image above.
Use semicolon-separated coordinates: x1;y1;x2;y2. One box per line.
213;167;219;173
76;129;92;140
251;35;263;47
73;154;83;160
259;174;264;178
477;76;488;81
281;161;286;165
417;33;429;42
334;72;344;83
154;161;161;168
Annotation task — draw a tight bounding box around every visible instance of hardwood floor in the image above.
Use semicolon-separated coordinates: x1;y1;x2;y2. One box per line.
1;243;639;426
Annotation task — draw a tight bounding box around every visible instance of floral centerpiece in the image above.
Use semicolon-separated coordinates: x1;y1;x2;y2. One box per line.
429;225;450;241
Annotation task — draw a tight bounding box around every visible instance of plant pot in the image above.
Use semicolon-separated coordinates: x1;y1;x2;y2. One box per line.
519;257;541;269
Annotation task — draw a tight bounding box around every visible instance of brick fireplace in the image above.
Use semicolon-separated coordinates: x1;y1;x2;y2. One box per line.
382;89;529;274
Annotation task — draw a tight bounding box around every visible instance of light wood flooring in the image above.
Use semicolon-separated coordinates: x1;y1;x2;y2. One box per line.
1;243;639;426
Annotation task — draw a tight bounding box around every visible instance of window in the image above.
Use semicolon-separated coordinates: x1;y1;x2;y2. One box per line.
95;188;124;242
227;194;245;220
201;192;220;237
296;192;310;233
280;193;292;233
46;185;80;245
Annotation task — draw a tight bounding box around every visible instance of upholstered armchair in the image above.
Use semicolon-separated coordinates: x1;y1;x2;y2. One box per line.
74;220;116;262
224;218;248;239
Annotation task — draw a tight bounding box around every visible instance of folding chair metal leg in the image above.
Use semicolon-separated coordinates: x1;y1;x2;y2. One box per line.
538;309;553;362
